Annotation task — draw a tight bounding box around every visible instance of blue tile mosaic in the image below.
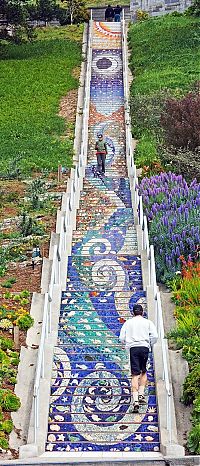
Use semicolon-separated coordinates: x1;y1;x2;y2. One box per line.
46;21;160;453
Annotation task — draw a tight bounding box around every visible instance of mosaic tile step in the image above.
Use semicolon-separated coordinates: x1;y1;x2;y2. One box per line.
51;351;154;368
49;397;157;409
73;238;137;246
82;178;130;187
72;235;137;242
50;378;155;389
65;284;143;292
58;321;128;331
76;208;133;217
60;290;146;311
60;306;145;313
79;199;131;206
46;443;160;453
51;372;155;384
49;417;158;426
47;429;159;443
72;230;137;240
79;192;131;200
58;333;138;345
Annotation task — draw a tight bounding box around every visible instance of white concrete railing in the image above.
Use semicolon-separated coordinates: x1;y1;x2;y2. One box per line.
32;17;93;444
122;13;172;443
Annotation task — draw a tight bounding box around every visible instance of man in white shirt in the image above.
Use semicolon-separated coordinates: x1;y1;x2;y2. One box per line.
119;304;158;413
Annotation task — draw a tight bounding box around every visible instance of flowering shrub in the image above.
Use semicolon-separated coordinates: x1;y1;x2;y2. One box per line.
0;290;33;330
139;172;200;281
167;259;200;453
171;258;200;307
136;9;149;21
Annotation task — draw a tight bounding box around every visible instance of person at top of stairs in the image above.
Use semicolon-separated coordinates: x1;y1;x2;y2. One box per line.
105;4;114;21
114;4;122;21
95;133;108;175
119;304;158;414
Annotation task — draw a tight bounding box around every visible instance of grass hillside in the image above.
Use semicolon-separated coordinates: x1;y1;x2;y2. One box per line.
128;15;200;176
0;26;83;175
129;16;200;96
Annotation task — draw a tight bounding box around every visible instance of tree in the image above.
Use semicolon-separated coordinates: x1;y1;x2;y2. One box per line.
61;0;89;24
186;0;200;16
0;0;35;43
36;0;57;25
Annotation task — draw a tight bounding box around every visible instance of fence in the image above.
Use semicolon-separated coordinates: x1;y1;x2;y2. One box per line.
32;17;93;444
122;11;172;443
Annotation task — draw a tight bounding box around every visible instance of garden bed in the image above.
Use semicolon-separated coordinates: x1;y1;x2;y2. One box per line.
0;24;83;455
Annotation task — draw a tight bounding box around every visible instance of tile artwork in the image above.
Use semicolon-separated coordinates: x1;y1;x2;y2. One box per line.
46;22;160;453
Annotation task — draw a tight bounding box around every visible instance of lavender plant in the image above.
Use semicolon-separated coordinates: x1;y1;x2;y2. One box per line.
139;172;200;282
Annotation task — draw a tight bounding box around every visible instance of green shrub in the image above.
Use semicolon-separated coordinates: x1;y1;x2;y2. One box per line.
134;133;159;168
0;434;9;450
1;278;17;288
182;364;200;405
136;9;149;21
0;389;21;411
160;147;200;183
0;419;13;434
192;395;200;423
0;337;14;351
187;423;200;454
185;0;200;17
15;314;34;330
19;212;45;237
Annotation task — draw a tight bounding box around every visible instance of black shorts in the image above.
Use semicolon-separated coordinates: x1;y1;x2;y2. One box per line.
130;346;149;376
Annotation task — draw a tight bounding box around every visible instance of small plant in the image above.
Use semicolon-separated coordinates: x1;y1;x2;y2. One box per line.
0;319;12;330
28;177;46;210
136;9;149;21
0;434;9;450
182;364;200;405
1;278;17;289
0;337;14;351
0;389;21;412
15;314;34;330
187;424;200;454
0;420;13;434
19;211;45;237
4;155;22;180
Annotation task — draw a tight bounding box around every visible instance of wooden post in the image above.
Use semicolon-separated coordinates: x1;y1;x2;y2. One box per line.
58;164;62;182
14;325;20;350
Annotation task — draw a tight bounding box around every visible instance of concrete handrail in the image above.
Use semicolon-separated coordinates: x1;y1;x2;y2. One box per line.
32;16;93;444
121;16;172;444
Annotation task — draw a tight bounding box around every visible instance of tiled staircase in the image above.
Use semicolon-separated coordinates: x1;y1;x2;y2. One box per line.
45;21;160;455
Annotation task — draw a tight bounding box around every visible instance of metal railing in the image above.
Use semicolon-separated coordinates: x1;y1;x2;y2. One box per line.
32;16;93;443
122;13;172;443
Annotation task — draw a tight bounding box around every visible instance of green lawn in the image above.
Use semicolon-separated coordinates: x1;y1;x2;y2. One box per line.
128;16;200;96
0;26;83;175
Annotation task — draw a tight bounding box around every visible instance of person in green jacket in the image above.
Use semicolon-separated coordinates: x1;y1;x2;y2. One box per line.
95;133;107;175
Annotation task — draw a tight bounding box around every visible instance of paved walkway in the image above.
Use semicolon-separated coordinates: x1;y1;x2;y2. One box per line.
45;21;160;454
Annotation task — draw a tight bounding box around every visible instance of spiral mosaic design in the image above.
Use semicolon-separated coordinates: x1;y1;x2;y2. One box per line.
46;21;160;454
